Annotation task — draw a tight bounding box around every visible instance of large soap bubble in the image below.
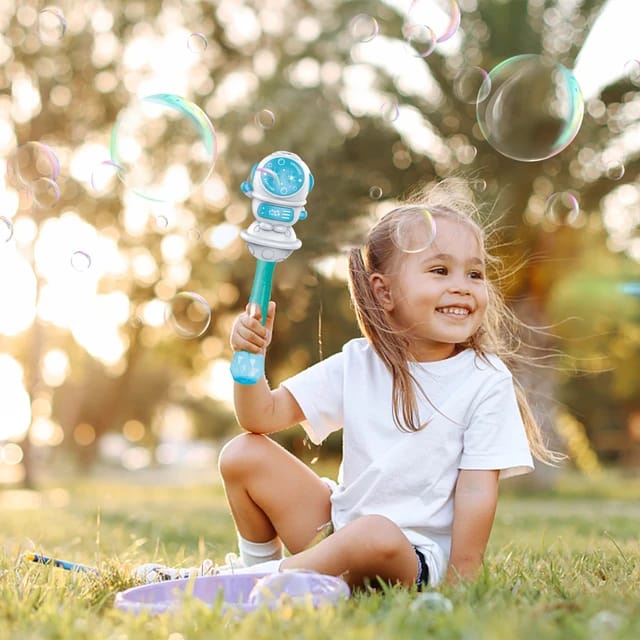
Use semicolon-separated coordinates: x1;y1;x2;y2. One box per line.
110;94;217;202
476;55;584;162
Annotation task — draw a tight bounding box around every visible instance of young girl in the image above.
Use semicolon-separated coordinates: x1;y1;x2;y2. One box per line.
138;179;558;588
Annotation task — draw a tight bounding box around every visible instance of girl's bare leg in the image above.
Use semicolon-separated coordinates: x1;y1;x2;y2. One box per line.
281;514;420;588
218;433;332;553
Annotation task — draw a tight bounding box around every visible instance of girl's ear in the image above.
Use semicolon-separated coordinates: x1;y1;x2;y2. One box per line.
370;273;394;311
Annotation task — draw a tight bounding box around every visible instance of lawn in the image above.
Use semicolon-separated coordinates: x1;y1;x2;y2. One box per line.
1;468;639;640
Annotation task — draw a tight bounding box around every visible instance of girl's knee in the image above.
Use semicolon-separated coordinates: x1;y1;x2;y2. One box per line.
355;515;410;559
218;432;268;479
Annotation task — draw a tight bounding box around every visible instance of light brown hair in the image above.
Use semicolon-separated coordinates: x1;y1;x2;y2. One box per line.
347;178;562;464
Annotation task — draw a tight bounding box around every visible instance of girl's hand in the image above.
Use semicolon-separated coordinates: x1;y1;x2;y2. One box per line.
230;301;276;355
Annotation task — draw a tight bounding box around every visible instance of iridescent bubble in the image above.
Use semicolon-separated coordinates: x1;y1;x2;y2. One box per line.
453;66;491;104
544;192;579;226
110;94;217;203
471;178;487;193
90;160;123;194
165;291;211;338
407;0;460;43
255;109;276;129
187;32;208;53
392;206;437;253
188;227;201;242
380;100;400;122
155;215;169;229
476;55;584;162
349;14;379;43
409;592;453;613
6;142;60;190
70;250;91;272
369;186;383;200
403;23;437;58
38;6;67;45
32;177;61;208
0;216;13;243
248;571;350;609
624;59;640;86
605;161;625;181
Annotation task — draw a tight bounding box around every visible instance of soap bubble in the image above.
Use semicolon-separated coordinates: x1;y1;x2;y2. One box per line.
70;251;91;272
403;23;437;58
165;292;211;338
453;67;491;104
32;177;61;208
91;160;123;195
605;161;625;181
248;571;350;609
369;186;383;200
187;32;208;53
0;217;13;243
407;0;460;43
6;142;60;190
349;14;379;42
38;7;67;45
255;109;276;129
409;592;453;613
392;206;437;253
476;55;584;162
380;100;400;122
544;192;579;226
110;94;217;203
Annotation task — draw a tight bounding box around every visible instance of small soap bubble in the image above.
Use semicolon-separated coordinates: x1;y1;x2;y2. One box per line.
255;109;276;129
476;55;584;162
392;206;437;253
32;177;61;208
407;0;460;43
349;14;379;43
155;215;169;230
110;94;217;203
187;32;208;53
544;192;579;226
471;178;487;193
38;6;67;45
403;23;437;58
165;291;211;338
70;251;91;272
248;571;349;609
380;100;400;122
605;161;625;181
0;216;14;243
188;227;201;242
409;592;453;613
624;59;640;86
369;186;384;200
90;160;123;194
453;67;491;104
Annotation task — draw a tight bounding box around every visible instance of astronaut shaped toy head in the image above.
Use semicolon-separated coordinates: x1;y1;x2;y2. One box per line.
241;151;314;228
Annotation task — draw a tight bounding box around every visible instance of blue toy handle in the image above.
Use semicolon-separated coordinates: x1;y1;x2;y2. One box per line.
231;260;276;384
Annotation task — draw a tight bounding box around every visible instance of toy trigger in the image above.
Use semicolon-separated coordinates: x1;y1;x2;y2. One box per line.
241;180;253;194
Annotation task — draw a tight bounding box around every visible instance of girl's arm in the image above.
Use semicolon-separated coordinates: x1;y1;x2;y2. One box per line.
447;468;499;583
230;301;305;433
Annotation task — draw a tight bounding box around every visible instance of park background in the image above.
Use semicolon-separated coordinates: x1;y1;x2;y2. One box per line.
1;1;640;638
0;0;639;490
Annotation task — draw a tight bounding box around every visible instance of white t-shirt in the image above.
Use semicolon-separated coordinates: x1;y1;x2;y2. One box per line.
281;338;534;586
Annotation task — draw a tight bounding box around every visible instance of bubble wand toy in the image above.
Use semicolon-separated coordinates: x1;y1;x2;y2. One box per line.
231;151;314;384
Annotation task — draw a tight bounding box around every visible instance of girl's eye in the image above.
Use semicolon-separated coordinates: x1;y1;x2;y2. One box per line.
469;270;485;279
430;267;448;275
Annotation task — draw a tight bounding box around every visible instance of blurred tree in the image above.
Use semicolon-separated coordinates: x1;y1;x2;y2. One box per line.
0;0;638;485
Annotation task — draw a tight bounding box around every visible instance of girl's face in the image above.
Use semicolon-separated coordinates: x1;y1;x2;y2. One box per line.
372;216;488;361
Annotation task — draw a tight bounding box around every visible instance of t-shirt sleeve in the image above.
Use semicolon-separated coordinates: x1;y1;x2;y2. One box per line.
280;352;344;445
459;374;534;479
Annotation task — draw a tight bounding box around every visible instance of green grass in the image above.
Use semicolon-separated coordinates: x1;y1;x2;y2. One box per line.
1;470;639;639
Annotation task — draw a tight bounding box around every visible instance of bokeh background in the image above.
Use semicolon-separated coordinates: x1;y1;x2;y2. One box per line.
0;0;639;489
